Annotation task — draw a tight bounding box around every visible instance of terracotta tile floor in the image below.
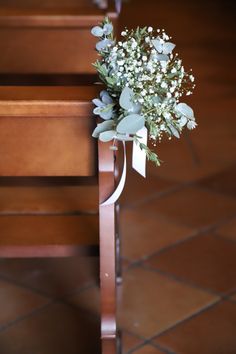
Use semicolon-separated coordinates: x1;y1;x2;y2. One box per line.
0;0;236;353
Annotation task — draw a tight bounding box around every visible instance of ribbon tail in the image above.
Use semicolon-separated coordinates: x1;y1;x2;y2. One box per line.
101;141;126;206
132;126;148;178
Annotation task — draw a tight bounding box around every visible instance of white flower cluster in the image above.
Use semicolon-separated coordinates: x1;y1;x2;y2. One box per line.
91;18;197;166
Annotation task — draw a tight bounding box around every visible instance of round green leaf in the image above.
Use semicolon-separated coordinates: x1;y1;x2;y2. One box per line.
176;103;194;119
91;26;103;37
92;120;114;138
99;130;116;142
168;124;180;138
117;114;145;134
119;87;134;110
162;42;176;54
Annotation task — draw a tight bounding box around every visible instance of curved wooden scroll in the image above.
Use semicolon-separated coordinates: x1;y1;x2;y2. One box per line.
98;140;118;353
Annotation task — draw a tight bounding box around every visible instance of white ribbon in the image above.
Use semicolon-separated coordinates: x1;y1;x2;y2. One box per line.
100;127;147;206
101;141;127;206
132;126;147;178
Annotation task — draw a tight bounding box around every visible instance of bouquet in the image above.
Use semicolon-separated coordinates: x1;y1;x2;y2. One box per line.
91;18;196;167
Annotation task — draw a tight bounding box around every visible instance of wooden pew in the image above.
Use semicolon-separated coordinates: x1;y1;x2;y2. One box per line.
0;0;117;74
0;85;120;353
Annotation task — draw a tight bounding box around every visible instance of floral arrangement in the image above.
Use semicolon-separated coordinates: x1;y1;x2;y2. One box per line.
91;18;196;166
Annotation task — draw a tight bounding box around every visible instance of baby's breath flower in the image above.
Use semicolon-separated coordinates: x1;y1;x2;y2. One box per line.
190;75;195;82
92;18;196;167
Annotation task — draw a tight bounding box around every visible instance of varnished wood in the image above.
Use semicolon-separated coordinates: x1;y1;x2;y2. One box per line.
0;214;98;246
0;0;97;9
0;86;100;176
0;184;98;214
0;83;119;352
98;140;117;353
0;1;117;74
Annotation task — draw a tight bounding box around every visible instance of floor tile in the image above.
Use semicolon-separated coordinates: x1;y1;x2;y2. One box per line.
120;167;176;206
121;331;144;354
0;257;99;297
147;137;225;183
68;287;145;354
119;267;218;338
67;285;100;316
190;113;236;172
216;217;236;241
132;344;165;354
121;210;194;261
146;234;236;294
0;279;48;329
155;301;236;354
136;186;236;229
199;164;236;198
0;302;100;354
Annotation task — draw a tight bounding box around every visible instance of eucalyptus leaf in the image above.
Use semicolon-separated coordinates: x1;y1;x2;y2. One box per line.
100;90;113;104
152;96;161;104
103;23;113;35
156;54;169;61
93;107;103;115
91;26;104;37
176;103;194;119
178;116;188;127
119;87;134;110
168;124;180;138
92;98;103;107
93;104;113;120
99;130;116;142
152;39;175;55
119;88;141;113
162;42;176;54
99;108;113;120
130;102;141;114
152;39;163;53
96;39;113;51
92;120;114;138
117;114;145;134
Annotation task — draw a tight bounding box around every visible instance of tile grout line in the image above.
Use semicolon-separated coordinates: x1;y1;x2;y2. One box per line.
127;338;175;354
123;170;236;212
140;264;225;298
147;298;222;343
128;209;236;239
123;220;235;271
124;230;207;267
122;180;193;210
122;262;236;303
195;180;236;201
150;341;176;354
0;273;53;299
0;300;55;334
0;272;98;303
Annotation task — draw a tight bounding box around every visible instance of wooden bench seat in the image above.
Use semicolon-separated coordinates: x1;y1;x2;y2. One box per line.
0;179;99;257
0;86;100;256
0;84;119;352
0;86;98;176
0;0;116;74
